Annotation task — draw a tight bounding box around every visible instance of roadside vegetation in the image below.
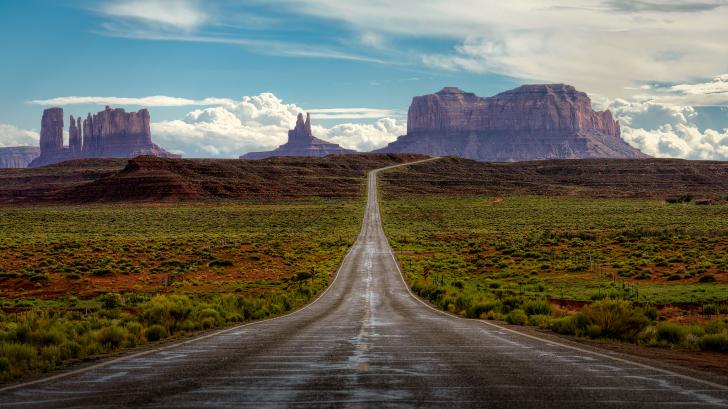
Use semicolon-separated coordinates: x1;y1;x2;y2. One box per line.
381;196;728;352
0;200;362;381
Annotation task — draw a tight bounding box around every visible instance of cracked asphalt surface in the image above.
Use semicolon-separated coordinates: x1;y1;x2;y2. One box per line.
1;162;727;408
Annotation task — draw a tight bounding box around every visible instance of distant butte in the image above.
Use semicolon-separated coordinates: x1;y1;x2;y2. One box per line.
376;84;648;161
29;106;179;167
241;113;356;160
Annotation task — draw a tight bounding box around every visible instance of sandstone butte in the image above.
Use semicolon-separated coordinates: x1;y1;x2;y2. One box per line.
29;106;179;167
241;112;356;160
376;84;648;161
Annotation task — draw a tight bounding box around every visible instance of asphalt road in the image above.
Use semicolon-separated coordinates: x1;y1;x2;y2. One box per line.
2;162;727;408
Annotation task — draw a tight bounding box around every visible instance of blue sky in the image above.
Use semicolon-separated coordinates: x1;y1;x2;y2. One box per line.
1;0;727;159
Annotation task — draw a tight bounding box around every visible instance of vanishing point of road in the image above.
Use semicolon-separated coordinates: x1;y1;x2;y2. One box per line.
2;160;727;408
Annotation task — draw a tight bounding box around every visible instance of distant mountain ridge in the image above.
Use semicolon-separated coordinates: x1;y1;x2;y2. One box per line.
376;84;648;161
0;146;39;168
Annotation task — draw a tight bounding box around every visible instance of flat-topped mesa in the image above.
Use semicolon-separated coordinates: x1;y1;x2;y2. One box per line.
408;84;619;136
90;106;154;156
490;84;620;136
379;84;647;161
241;112;357;160
30;106;178;167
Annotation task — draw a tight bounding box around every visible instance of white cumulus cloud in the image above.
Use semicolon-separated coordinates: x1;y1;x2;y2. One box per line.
0;124;39;147
600;98;728;160
151;93;402;157
317;118;405;152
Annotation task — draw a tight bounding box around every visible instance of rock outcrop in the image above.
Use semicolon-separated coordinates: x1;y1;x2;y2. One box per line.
377;84;648;161
241;113;356;160
0;146;40;168
38;108;64;155
30;107;179;167
69;115;81;154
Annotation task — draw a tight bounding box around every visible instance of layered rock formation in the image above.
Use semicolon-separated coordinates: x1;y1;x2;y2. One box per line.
377;84;648;161
39;108;64;156
69;115;81;154
30;106;179;167
0;146;40;168
241;113;356;159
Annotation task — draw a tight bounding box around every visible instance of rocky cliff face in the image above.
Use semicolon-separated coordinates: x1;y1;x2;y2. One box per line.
378;84;647;161
241;113;356;160
69;115;82;154
30;107;179;167
0;146;40;168
89;106;153;156
39;108;64;155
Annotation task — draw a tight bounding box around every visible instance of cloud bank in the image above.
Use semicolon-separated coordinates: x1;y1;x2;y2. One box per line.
152;93;402;157
600;99;728;160
276;0;728;101
0;124;39;147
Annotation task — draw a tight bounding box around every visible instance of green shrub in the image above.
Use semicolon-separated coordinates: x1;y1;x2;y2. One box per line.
466;301;498;318
524;300;551;316
60;341;81;359
145;325;168;342
0;356;10;372
31;327;66;346
642;305;659;321
0;342;37;369
578;300;649;341
198;308;221;322
100;293;123;310
702;304;719;315
527;314;552;328
500;297;522;314
550;316;577;335
92;268;113;276
141;295;192;330
704;319;727;334
656;322;686;344
208;259;234;268
590;292;606;301
585;324;603;338
699;334;728;352
506;309;528;325
666;194;693;204
201;317;217;329
698;275;716;283
96;326;127;348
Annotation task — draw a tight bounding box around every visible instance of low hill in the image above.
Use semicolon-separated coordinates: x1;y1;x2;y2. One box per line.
0;159;127;203
380;157;728;200
0;154;427;204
